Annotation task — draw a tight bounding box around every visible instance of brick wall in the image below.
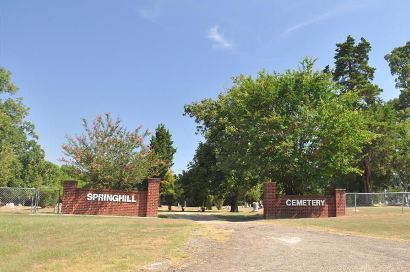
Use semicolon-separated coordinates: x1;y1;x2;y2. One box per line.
61;178;160;217
263;182;345;219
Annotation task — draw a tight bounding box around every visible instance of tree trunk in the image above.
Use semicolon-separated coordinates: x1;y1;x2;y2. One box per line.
362;156;372;205
362;157;371;193
230;194;239;212
168;204;171;211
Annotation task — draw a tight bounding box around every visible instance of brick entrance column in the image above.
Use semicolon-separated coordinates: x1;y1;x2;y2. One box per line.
335;189;346;217
263;182;277;219
146;178;161;217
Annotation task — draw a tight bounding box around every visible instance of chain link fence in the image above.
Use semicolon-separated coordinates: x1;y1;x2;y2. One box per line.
0;187;61;214
346;192;410;215
0;187;38;213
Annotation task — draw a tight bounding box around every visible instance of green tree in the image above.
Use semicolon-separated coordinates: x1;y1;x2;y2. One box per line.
0;145;21;186
385;41;410;112
332;36;389;193
178;142;225;209
150;124;176;180
385;41;410;90
1;67;61;189
185;59;374;204
384;41;410;189
333;35;381;106
392;120;410;191
160;170;181;211
62;113;159;190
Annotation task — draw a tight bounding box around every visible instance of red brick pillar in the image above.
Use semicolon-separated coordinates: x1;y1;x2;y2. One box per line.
146;178;161;217
61;180;78;214
263;182;277;219
334;189;346;217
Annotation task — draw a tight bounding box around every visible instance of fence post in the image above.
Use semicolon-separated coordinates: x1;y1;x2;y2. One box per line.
354;193;357;215
35;189;39;213
30;195;34;214
402;193;405;214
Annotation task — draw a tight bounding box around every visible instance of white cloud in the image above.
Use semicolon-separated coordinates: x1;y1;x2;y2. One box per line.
283;13;331;35
282;1;367;36
138;7;160;24
207;25;233;49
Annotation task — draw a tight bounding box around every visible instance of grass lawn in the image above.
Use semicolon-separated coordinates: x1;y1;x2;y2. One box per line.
0;214;197;272
270;207;410;241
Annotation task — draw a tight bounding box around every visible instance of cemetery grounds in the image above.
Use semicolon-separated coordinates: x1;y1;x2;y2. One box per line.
0;206;409;271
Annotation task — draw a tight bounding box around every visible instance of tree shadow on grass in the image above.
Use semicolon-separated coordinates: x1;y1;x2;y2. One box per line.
158;212;263;222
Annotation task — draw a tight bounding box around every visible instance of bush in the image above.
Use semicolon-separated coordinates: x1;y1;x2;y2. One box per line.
214;197;224;210
205;195;214;210
38;188;60;208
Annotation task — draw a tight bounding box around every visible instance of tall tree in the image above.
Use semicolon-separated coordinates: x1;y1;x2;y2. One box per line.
178;142;225;209
185;59;374;206
333;35;381;106
385;41;410;190
332;36;385;193
385;41;410;111
0;67;62;188
150;124;176;180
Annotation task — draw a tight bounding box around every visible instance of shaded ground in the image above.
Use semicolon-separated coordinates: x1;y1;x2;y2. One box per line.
155;212;410;272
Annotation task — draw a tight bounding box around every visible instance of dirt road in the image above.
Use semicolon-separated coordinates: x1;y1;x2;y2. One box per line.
160;214;410;272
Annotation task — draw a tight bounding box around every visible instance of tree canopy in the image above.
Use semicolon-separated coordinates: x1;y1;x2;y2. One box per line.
185;59;375;196
150;123;176;180
62;113;160;190
0;67;64;189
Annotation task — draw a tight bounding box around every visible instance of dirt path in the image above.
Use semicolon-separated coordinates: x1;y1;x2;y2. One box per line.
159;214;410;272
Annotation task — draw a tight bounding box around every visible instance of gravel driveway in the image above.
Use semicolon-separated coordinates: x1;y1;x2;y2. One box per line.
160;215;410;272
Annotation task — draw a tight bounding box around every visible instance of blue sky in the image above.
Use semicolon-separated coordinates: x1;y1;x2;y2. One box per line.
1;0;409;174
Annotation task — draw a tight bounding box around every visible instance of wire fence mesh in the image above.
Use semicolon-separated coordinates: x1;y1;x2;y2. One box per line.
0;187;61;214
0;187;38;213
346;192;410;215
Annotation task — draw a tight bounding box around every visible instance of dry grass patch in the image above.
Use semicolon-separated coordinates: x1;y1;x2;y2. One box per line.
0;214;197;272
269;207;410;241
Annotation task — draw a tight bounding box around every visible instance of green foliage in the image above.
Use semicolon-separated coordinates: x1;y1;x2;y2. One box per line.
214;196;224;210
185;59;374;195
333;35;381;106
178;142;225;206
0;67;63;189
150;124;176;180
0;145;21;187
385;41;410;90
62;113;160;190
331;36;390;193
38;187;60;208
385;41;410;111
392;120;410;191
205;194;214;210
160;171;181;210
246;184;262;203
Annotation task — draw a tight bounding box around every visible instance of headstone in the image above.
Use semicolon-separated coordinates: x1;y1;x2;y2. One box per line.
252;202;259;212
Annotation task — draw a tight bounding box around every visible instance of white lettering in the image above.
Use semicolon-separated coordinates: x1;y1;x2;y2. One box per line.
86;193;138;203
285;199;326;206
